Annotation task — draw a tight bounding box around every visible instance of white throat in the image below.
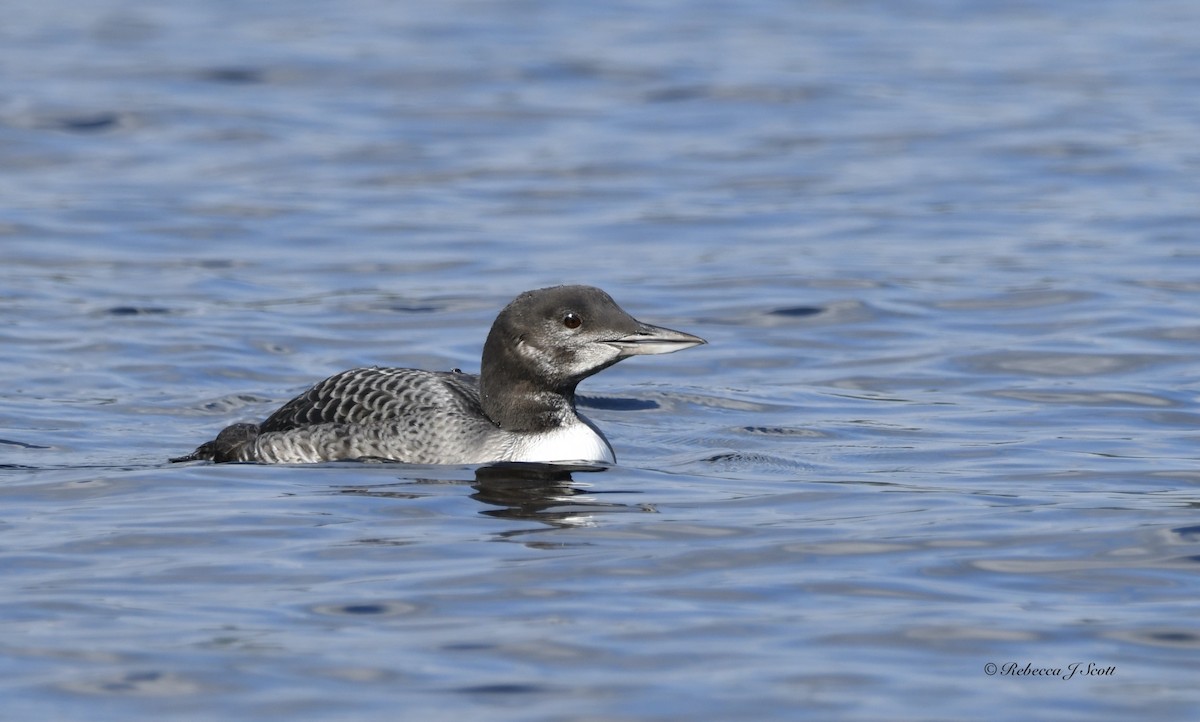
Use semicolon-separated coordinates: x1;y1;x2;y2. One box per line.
505;417;616;464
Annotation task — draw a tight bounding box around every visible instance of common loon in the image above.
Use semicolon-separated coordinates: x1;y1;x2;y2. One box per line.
172;285;705;465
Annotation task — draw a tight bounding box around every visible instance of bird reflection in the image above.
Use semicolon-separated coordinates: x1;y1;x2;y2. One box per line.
334;461;650;530
472;462;618;528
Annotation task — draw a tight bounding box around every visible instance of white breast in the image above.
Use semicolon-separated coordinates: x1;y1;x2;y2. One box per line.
506;420;616;464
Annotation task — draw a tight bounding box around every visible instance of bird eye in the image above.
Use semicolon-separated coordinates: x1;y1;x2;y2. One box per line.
562;312;582;329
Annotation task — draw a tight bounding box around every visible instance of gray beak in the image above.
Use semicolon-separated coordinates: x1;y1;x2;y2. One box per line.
605;323;707;356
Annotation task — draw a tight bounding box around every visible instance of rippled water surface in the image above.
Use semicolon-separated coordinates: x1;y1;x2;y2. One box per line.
4;1;1200;720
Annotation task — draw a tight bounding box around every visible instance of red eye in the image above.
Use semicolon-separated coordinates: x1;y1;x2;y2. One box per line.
563;312;582;329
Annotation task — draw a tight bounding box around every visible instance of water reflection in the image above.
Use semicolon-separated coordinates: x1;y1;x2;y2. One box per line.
472;462;613;528
335;462;648;529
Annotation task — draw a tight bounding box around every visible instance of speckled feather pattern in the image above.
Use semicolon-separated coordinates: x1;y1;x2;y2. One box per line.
260;367;482;435
187;366;614;464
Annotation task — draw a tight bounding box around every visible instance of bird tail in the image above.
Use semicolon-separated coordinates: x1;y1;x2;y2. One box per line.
170;423;261;463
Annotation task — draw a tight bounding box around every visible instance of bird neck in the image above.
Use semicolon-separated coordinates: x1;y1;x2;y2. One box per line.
480;334;579;432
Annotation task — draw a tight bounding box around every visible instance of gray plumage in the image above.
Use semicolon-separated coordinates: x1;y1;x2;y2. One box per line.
173;285;705;465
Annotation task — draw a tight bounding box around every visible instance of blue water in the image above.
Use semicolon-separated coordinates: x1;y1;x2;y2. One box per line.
4;1;1200;719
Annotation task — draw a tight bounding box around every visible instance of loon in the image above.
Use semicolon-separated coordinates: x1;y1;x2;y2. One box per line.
172;285;705;465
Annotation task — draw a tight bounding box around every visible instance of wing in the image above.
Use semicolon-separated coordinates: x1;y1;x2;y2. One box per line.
258;367;483;434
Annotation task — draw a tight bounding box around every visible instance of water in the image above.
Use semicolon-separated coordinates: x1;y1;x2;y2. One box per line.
4;1;1200;719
